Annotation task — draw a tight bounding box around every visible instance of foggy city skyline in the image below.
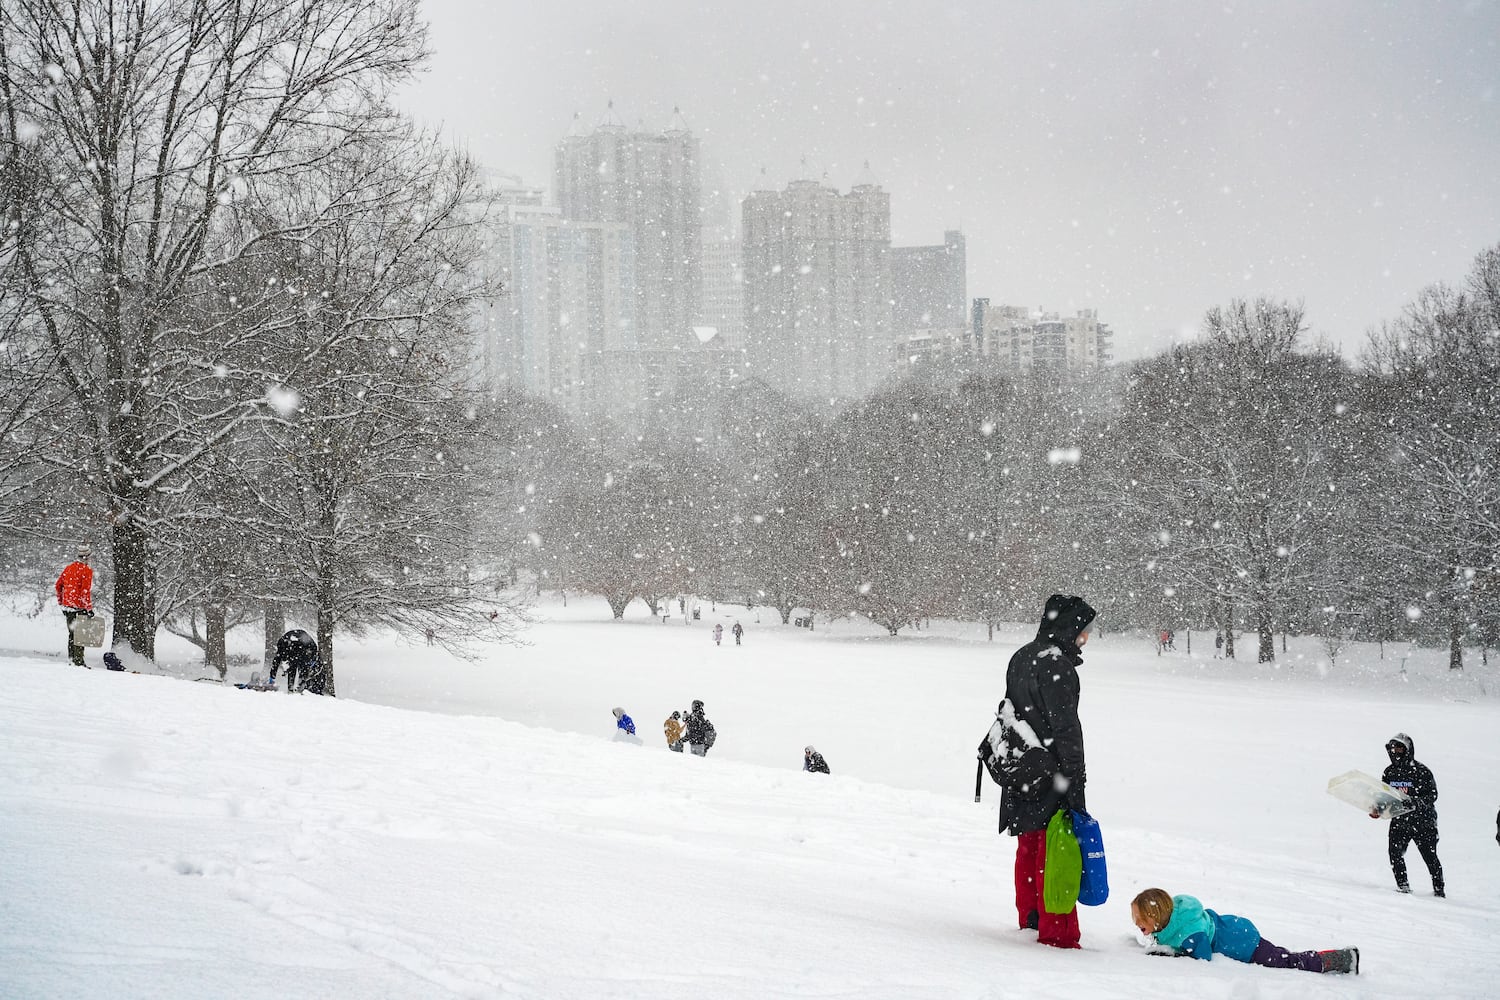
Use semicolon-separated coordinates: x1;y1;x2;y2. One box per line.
399;0;1500;360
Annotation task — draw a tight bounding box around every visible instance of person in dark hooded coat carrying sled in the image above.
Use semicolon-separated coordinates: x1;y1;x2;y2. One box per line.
997;593;1096;950
1375;732;1443;896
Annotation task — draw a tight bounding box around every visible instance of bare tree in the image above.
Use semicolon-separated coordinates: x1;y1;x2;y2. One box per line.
0;0;429;658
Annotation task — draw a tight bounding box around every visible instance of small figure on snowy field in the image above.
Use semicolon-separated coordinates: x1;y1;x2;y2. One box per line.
1213;632;1223;659
664;711;686;752
611;707;642;744
684;700;716;756
732;621;744;645
55;544;95;667
803;745;829;774
1131;889;1357;975
271;629;327;695
612;707;636;735
713;623;723;646
1376;733;1444;896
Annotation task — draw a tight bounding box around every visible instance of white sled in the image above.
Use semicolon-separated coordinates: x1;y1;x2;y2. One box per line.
1327;770;1414;819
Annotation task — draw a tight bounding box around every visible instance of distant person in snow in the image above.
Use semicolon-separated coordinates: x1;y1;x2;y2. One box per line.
271;629;327;695
664;711;686;752
803;746;829;774
612;707;642;744
54;545;95;667
732;621;744;645
1131;888;1358;974
1214;632;1224;659
996;593;1096;950
684;700;716;756
1375;733;1443;897
713;623;723;646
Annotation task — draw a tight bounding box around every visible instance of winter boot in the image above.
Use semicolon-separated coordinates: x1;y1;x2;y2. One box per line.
1433;883;1445;898
1395;880;1411;893
1318;948;1359;975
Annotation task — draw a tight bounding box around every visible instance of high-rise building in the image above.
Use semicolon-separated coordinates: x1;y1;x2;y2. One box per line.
741;171;893;400
553;105;701;351
890;230;967;339
971;301;1114;369
698;233;744;352
485;184;635;409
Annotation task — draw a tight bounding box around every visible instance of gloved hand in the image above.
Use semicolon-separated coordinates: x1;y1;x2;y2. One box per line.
1144;944;1177;957
84;609;95;618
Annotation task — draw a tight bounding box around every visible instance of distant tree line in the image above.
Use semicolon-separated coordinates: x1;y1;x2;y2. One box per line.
503;246;1500;669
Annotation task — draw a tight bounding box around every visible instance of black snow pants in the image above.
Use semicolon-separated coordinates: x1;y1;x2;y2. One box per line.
1389;816;1443;893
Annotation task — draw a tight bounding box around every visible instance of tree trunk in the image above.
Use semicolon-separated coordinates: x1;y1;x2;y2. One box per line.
1257;604;1275;663
317;574;337;697
988;621;994;642
606;593;631;619
1224;627;1236;660
644;595;661;616
778;602;793;625
263;602;285;671
110;517;155;659
205;603;227;678
1448;613;1464;671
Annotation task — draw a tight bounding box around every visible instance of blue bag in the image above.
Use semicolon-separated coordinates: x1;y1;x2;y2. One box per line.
1071;809;1108;906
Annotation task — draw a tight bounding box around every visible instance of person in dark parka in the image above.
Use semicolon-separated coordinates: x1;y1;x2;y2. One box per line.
270;629;328;695
999;593;1096;950
1375;733;1443;896
803;745;830;774
683;700;716;756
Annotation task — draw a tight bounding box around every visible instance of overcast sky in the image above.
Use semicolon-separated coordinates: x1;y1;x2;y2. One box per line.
398;0;1500;360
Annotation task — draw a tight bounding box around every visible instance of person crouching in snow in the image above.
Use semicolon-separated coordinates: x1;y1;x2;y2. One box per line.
803;746;829;774
1131;889;1357;975
611;707;642;744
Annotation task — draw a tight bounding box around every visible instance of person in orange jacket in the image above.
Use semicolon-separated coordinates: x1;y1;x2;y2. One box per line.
55;544;95;667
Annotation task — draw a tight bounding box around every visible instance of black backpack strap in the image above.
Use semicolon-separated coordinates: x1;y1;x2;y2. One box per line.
975;759;984;802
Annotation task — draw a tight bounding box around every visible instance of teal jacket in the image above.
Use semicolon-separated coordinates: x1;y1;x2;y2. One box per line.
1154;894;1261;963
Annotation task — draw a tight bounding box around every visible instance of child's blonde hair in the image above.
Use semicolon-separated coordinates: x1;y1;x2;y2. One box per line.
1131;888;1173;933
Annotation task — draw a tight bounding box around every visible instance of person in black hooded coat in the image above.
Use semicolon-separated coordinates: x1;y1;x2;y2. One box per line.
998;593;1096;950
270;629;329;696
1376;732;1443;896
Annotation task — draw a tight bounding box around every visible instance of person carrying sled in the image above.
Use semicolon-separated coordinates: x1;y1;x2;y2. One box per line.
271;629;328;695
803;745;829;774
1374;732;1443;896
664;711;686;752
996;593;1095;949
732;621;744;645
55;545;96;667
1131;888;1357;975
684;700;716;756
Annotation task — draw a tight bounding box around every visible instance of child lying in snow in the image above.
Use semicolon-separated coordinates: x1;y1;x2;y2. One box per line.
1130;889;1358;975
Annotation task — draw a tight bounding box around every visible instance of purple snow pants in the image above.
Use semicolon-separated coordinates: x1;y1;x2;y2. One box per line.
1251;938;1321;972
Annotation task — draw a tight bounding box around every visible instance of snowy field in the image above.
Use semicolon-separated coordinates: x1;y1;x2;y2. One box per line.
3;595;1499;999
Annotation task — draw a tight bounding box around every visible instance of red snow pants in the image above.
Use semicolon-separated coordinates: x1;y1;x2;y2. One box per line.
1014;828;1081;948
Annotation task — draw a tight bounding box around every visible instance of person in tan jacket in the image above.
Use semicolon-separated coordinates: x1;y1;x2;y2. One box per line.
664;711;686;752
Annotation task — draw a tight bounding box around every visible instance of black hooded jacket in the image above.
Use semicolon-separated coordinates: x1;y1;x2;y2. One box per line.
998;594;1096;836
684;703;716;748
1381;732;1438;825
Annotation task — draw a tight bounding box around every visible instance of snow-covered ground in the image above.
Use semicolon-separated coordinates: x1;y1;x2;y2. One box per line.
3;595;1498;999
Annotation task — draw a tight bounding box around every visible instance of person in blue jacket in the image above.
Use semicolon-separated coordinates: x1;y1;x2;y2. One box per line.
1131;889;1357;975
611;707;636;735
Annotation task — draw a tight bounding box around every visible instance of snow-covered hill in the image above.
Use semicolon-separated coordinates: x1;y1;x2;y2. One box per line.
3;599;1497;999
